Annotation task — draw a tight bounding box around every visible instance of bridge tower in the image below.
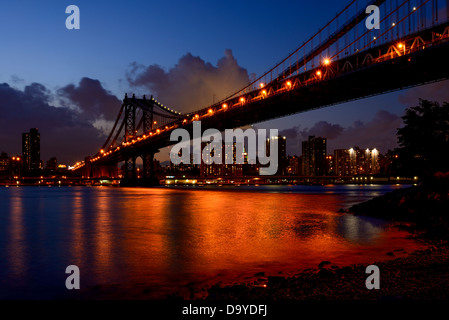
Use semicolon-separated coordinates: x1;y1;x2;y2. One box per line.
119;93;181;186
141;95;159;186
123;94;137;182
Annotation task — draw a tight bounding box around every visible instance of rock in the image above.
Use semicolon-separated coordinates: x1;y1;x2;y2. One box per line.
268;276;287;286
318;269;335;279
318;261;332;269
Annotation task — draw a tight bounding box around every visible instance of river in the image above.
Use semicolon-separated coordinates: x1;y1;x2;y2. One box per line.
0;184;426;299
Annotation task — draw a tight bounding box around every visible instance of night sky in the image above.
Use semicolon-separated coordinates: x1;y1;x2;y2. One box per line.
1;0;448;165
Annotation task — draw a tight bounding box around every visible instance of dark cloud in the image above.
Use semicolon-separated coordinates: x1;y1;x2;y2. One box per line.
299;121;344;140
333;110;402;153
398;80;449;107
58;77;122;121
0;82;107;165
126;49;250;113
280;121;344;156
280;110;402;156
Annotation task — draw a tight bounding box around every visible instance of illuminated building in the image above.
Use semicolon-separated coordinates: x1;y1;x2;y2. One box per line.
0;152;9;177
302;136;327;176
266;135;287;175
334;147;380;176
200;142;244;178
22;128;41;173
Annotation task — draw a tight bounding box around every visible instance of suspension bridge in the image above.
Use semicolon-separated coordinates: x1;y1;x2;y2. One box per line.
72;0;449;186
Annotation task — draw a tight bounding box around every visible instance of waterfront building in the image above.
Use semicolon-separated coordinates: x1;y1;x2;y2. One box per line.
22;128;41;173
302;136;327;176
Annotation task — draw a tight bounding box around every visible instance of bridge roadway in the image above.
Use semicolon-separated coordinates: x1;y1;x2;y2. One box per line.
90;22;449;167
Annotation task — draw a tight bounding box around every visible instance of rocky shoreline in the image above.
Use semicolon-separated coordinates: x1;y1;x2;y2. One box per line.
204;245;449;300
202;176;449;301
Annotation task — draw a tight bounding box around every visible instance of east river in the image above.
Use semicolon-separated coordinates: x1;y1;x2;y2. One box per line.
0;184;426;299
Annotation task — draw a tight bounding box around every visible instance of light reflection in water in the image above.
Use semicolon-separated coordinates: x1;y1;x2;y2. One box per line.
0;185;425;299
8;188;26;280
70;190;84;266
93;190;113;275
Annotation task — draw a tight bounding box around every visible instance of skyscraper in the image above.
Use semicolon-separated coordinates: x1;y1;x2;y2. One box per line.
302;136;327;176
266;135;287;175
22;128;41;173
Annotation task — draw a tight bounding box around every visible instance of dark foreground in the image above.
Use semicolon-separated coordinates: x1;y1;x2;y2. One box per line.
205;245;449;300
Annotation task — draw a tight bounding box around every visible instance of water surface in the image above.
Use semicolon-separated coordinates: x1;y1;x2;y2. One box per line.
0;184;424;299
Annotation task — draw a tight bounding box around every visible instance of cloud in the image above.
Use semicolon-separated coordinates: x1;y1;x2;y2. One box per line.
280;121;345;156
126;49;250;113
398;80;449;107
58;77;122;121
280;110;402;155
0;82;107;165
333;110;402;153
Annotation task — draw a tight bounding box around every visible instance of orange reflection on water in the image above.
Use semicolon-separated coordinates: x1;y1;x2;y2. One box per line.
70;190;85;266
7;188;26;279
106;187;425;295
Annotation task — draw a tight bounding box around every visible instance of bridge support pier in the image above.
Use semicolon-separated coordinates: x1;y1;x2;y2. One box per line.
120;156;137;187
120;151;159;187
142;151;159;186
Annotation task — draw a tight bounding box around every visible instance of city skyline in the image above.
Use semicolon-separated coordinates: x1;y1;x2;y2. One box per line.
0;127;391;181
1;0;449;165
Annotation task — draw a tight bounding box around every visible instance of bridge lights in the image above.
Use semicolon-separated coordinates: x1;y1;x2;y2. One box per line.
153;121;157;125
222;103;227;109
208;108;213;114
286;81;292;87
240;97;245;104
195;114;199;119
323;58;330;66
100;149;104;154
259;83;265;88
316;70;322;77
262;89;267;96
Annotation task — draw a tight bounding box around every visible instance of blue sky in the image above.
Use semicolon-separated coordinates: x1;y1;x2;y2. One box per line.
0;0;448;163
0;0;334;90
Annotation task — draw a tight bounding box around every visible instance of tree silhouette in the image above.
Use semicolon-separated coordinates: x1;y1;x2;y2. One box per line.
395;99;449;177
